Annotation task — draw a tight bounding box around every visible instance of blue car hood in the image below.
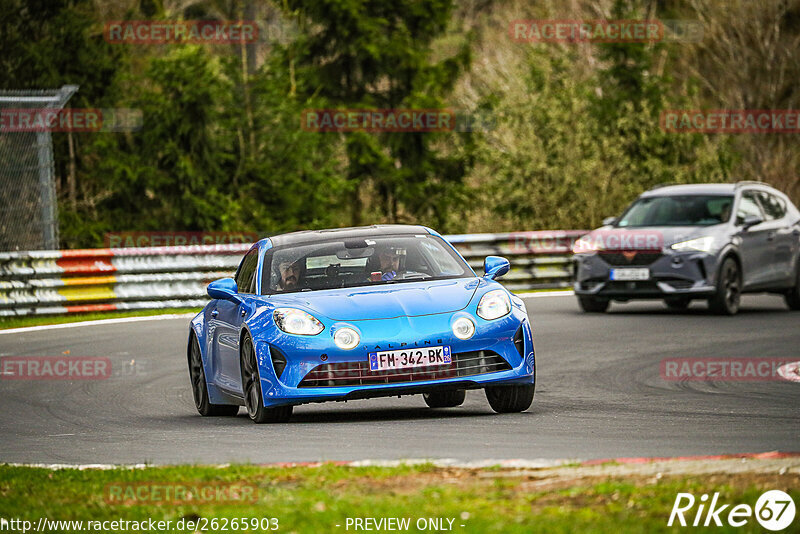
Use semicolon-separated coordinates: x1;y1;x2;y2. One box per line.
266;278;480;321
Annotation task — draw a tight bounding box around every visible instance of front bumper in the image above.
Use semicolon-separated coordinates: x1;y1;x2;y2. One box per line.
573;250;719;300
253;308;535;407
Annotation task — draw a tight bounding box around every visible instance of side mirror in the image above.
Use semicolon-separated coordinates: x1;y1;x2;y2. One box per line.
741;214;763;230
602;216;617;226
483;256;510;280
207;277;239;300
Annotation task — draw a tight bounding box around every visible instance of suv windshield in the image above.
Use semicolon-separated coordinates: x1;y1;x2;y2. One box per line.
261;234;473;294
616;195;734;228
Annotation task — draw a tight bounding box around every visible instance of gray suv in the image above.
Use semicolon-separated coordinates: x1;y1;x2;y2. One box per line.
573;182;800;315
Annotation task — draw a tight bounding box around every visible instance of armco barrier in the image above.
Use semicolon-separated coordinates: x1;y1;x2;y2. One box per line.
0;231;587;316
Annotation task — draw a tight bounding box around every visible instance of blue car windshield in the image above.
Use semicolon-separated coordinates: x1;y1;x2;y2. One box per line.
262;234;474;294
616;195;734;227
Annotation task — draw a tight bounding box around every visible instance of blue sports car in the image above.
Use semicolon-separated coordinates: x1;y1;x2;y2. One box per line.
187;225;536;423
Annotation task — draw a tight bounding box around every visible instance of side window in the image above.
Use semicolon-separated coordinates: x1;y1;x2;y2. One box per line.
756;191;787;220
736;192;764;225
235;249;258;294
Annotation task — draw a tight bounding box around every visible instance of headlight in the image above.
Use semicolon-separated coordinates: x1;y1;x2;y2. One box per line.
670;236;715;253
273;308;324;335
452;316;475;340
477;289;511;320
333;327;360;350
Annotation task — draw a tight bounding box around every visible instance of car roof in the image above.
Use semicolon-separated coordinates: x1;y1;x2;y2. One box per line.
640;183;738;197
264;224;431;247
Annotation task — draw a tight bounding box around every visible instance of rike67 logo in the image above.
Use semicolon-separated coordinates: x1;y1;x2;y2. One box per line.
669;490;795;530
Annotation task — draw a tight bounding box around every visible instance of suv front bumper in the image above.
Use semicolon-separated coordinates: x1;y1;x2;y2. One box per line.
573;250;719;300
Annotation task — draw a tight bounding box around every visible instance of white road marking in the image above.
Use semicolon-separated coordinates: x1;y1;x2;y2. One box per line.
0;313;197;335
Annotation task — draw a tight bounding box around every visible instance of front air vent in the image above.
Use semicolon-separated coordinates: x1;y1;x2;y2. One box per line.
298;350;511;388
513;326;525;357
270;346;287;379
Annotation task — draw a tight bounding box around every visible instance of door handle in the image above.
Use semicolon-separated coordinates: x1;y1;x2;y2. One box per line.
211;310;219;318
767;231;776;241
240;308;247;317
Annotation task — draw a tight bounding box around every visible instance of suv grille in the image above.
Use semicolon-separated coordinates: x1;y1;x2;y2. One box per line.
298;350;511;388
600;252;662;266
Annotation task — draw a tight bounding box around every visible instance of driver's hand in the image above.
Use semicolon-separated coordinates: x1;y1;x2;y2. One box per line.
381;271;396;281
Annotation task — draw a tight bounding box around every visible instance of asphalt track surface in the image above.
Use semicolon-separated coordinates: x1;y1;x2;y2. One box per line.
0;294;798;465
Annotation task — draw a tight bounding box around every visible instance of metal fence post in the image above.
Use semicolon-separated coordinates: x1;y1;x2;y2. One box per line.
0;84;78;251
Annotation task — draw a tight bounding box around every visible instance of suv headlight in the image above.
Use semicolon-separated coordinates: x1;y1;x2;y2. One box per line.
477;290;511;320
273;308;324;335
670;236;715;253
572;235;599;254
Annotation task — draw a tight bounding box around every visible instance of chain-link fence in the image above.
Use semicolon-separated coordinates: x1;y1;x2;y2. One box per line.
0;85;77;251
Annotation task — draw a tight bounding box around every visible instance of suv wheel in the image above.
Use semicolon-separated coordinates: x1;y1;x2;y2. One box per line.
708;257;741;315
577;296;610;313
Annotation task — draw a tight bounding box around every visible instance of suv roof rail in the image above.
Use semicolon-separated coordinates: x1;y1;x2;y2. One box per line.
735;180;771;189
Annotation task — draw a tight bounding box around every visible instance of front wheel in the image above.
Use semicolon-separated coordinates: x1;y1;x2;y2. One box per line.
240;335;293;424
423;389;466;408
485;384;535;413
708;257;741;315
188;335;239;417
785;262;800;310
577;296;610;313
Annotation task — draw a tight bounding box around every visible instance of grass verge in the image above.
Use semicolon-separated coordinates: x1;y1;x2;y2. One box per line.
0;308;201;330
0;463;795;533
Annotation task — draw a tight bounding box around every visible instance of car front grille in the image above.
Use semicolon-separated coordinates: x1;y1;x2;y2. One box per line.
297;350;512;388
600;252;662;266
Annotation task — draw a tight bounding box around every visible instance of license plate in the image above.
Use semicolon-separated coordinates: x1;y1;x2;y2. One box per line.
368;346;452;372
610;268;650;281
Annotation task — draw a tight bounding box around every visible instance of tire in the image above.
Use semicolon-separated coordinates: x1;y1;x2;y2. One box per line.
423;389;466;408
485;384;535;413
188;335;239;417
665;297;690;310
577;296;610;313
785;261;800;311
240;335;293;424
708;257;742;315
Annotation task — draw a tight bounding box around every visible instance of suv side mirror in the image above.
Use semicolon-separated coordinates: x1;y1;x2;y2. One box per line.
602;216;617;226
208;277;239;300
740;214;763;230
483;256;510;280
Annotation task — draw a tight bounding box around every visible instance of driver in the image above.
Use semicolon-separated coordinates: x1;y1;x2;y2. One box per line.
376;246;402;281
276;259;302;291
